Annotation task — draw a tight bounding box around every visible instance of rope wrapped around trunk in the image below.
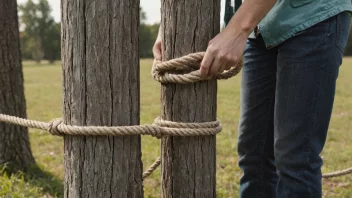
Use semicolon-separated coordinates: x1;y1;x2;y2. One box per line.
0;53;350;179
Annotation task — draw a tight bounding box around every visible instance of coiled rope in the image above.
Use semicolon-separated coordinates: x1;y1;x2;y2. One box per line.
152;52;242;84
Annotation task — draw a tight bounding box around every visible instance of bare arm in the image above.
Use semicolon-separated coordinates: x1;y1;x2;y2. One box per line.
200;0;277;76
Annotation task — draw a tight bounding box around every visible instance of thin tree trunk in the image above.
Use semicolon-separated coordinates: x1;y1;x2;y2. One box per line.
160;0;220;197
61;0;143;197
0;0;35;173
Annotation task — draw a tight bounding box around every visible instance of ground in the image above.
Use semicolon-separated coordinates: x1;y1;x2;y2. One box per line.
0;59;351;197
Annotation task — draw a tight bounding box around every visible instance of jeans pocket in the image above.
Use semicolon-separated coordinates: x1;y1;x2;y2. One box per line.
336;12;351;53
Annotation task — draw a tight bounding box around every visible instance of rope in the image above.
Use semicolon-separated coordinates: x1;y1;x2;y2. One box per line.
152;52;242;84
142;157;162;180
1;52;351;180
152;53;352;179
1;52;235;180
1;114;351;179
322;167;352;178
0;113;221;179
0;114;221;138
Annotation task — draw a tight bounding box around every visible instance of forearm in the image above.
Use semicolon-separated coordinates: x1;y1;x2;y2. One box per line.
227;0;277;35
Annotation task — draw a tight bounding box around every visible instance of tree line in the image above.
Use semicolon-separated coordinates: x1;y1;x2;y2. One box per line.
19;0;159;63
19;0;60;63
18;0;352;63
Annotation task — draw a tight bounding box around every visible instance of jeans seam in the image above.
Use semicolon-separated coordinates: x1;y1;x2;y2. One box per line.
278;17;331;196
258;88;276;198
307;15;331;198
336;13;344;52
283;64;297;198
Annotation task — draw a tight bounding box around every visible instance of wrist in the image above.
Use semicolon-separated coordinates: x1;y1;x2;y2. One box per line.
224;23;253;41
238;21;256;36
227;17;256;37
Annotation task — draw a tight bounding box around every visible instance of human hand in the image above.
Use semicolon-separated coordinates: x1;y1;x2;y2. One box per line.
200;27;248;76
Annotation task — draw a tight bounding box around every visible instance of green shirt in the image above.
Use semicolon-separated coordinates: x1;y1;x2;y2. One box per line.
224;0;352;48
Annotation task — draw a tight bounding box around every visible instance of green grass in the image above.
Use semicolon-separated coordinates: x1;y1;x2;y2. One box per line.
1;58;352;197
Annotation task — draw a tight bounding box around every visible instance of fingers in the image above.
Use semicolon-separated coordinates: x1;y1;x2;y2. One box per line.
200;49;214;76
218;63;226;73
210;57;223;75
201;50;241;76
229;56;240;69
153;40;162;61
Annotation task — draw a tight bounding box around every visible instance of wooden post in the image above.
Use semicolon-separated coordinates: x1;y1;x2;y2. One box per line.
0;0;35;172
61;1;143;197
160;0;220;197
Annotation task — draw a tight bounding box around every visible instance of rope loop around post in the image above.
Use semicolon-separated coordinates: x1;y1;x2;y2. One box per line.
1;52;352;181
0;113;222;179
152;52;243;84
0;114;221;138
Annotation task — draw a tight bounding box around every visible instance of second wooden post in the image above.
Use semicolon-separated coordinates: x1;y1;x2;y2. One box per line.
160;0;220;197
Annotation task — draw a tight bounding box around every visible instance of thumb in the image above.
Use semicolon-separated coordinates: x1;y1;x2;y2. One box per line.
153;42;162;61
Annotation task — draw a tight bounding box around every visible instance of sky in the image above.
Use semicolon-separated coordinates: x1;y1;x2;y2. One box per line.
17;0;226;24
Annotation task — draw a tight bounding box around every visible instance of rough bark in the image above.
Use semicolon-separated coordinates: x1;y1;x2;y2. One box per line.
0;0;35;172
61;0;143;197
160;0;220;197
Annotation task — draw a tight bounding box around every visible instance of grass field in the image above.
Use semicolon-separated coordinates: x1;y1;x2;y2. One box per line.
0;58;352;197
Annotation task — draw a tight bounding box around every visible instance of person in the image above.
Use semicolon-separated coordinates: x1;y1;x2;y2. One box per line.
153;0;352;197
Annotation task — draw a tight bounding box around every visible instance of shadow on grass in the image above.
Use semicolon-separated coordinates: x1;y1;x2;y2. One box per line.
26;164;64;197
0;163;64;197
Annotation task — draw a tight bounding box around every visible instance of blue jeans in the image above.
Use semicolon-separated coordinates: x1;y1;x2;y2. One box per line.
238;12;351;198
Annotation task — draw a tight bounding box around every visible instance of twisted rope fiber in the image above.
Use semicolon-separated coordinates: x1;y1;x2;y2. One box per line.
152;52;243;84
0;114;222;138
142;157;162;180
0;52;351;180
0;113;221;179
0;114;351;179
322;168;352;179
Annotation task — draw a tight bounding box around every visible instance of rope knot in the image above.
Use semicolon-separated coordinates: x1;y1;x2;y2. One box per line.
48;118;63;136
152;52;242;84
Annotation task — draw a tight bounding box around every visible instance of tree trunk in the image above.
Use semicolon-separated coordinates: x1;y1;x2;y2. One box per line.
61;0;143;197
160;0;220;197
0;0;35;173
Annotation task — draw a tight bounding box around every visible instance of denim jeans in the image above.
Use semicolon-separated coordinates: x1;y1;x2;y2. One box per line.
238;12;351;198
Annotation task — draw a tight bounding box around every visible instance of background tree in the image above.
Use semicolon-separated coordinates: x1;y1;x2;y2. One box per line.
19;4;156;61
0;0;35;173
19;0;60;63
139;8;159;58
43;23;61;63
